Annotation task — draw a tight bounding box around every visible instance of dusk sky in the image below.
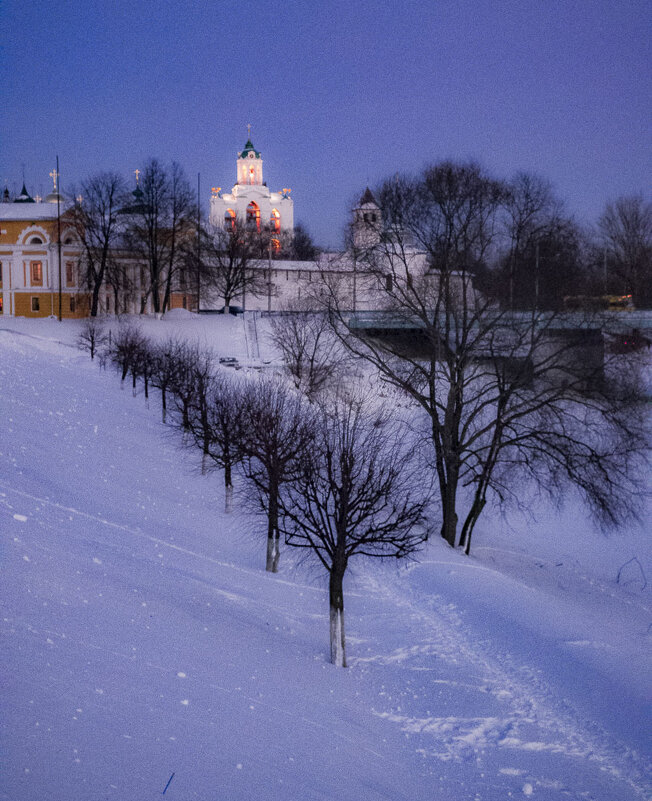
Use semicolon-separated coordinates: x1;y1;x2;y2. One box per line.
2;0;650;247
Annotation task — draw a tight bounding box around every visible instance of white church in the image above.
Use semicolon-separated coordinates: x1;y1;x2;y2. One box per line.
209;134;294;239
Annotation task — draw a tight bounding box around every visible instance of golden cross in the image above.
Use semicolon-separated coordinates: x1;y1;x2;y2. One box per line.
49;169;58;191
134;168;141;185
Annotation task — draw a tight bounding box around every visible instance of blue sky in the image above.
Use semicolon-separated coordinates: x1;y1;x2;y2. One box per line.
1;0;650;247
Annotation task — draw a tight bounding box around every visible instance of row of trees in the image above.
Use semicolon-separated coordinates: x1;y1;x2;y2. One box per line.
79;319;431;667
71;159;318;317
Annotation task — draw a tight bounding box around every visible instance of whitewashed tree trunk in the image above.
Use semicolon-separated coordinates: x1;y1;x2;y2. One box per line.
225;484;233;514
330;605;346;667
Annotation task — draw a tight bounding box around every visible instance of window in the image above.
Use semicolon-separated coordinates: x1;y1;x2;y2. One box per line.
385;274;393;291
246;202;260;231
66;262;74;287
270;209;281;232
224;209;236;231
31;297;40;312
0;263;3;286
29;236;43;244
31;261;43;286
69;296;76;313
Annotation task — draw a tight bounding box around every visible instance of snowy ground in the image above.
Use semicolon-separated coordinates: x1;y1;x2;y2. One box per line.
1;314;650;800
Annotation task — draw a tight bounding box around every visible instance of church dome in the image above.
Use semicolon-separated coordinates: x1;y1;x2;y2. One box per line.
238;139;261;159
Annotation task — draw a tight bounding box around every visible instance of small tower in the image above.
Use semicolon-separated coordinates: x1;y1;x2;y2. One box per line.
237;138;263;186
352;187;381;251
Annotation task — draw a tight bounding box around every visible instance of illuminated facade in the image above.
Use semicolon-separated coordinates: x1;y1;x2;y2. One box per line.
209;137;294;238
0;185;87;318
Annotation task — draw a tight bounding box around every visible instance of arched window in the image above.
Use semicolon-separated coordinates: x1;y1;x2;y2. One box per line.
29;236;43;244
270;209;281;233
224;209;236;231
271;238;281;252
246;202;260;232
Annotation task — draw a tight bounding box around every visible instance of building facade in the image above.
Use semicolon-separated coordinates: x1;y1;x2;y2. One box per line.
0;186;87;318
209;137;294;240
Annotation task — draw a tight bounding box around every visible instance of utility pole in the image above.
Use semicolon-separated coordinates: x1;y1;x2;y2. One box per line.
196;172;201;313
267;237;272;313
534;241;540;311
56;156;62;322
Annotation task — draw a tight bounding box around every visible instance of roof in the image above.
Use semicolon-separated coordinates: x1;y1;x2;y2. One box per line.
14;183;35;203
0;202;66;221
359;187;378;206
238;138;261;159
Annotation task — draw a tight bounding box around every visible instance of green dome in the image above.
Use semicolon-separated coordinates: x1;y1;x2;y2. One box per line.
239;139;261;159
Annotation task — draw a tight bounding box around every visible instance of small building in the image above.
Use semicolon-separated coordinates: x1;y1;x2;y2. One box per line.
0;184;86;318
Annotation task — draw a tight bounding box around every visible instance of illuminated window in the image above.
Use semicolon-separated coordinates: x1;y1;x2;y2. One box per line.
270;209;281;232
224;209;236;231
246;202;260;231
66;262;74;287
31;261;43;286
31;296;40;312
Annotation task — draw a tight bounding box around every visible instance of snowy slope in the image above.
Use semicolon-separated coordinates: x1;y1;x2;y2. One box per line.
1;316;650;801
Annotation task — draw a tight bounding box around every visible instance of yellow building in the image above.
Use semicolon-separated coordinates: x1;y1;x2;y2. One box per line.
0;184;87;318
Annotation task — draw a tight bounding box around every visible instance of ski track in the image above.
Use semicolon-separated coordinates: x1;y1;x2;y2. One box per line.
355;570;652;799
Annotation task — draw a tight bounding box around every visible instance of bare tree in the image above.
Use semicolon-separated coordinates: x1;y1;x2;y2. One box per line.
279;395;429;667
71;172;128;317
123;159;196;314
268;309;344;400
150;338;184;423
598;194;652;308
327;166;648;554
108;322;147;384
167;342;215;437
495;173;584;310
199;219;266;312
77;317;107;360
240;378;316;572
186;372;246;512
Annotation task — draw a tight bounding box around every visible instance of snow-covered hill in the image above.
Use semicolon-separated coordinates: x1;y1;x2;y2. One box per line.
1;315;650;800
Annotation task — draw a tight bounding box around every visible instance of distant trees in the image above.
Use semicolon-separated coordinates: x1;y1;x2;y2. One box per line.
495;173;584;310
72;172;128;317
598;194;652;308
279;395;429;666
283;223;319;262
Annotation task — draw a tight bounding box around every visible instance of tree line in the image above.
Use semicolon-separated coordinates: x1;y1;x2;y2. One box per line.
354;162;651;311
78;319;430;667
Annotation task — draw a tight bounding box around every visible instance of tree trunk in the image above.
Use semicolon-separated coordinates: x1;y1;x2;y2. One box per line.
90;283;101;317
440;471;459;547
459;496;486;555
266;487;279;572
329;565;347;667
